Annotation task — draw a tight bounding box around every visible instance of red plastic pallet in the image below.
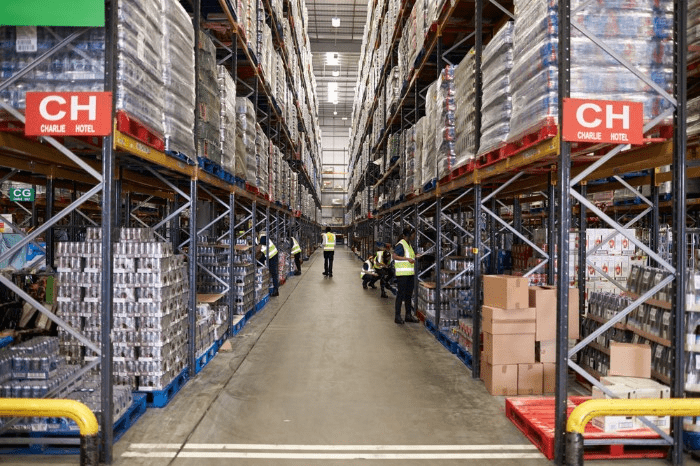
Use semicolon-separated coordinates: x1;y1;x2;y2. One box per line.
245;183;259;195
505;396;667;461
116;111;165;151
439;160;476;185
477;122;558;169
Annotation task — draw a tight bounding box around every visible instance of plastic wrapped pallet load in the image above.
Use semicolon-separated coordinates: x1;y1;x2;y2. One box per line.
570;0;673;125
436;65;457;181
508;0;558;142
453;49;476;168
218;66;236;175
235;97;256;183
197;31;222;163
162;0;195;158
422;81;438;189
478;21;514;156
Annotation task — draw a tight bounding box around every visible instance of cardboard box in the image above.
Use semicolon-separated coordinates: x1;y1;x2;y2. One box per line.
484;332;535;365
592;414;637;432
518;363;543;395
483;275;530;309
609;342;651;378
482;305;536;334
542;362;556;394
529;287;557;341
594;376;670;432
536;339;556;363
538;286;580;339
483;363;518;396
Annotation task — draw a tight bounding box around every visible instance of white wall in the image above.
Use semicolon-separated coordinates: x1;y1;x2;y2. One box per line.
320;120;350;225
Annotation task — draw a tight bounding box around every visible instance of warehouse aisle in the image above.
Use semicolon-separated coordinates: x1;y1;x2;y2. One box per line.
2;247;669;466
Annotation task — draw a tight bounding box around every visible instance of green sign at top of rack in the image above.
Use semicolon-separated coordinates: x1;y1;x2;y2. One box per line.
0;0;104;27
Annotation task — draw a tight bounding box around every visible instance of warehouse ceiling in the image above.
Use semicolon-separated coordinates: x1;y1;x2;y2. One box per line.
306;0;366;129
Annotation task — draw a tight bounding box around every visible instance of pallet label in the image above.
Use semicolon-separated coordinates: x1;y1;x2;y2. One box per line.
25;92;112;137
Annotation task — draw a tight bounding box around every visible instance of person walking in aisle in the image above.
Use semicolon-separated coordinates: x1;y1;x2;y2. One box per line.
291;236;302;275
393;227;420;324
256;231;279;297
322;226;335;277
361;255;379;289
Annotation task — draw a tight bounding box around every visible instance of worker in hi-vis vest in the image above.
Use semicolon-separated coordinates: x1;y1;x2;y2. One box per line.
392;227;421;324
375;245;395;298
256;231;279;297
361;255;379;289
321;226;336;277
291;236;302;276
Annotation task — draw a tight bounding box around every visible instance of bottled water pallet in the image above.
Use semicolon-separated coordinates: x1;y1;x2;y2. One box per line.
0;394;147;455
477;122;558;170
455;345;472;369
116;111;165;152
255;294;270;312
425;319;460;355
505;396;667;461
196;337;225;374
137;368;188;408
231;315;246;336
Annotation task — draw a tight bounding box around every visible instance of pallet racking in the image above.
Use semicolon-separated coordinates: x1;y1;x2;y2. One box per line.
346;0;693;463
0;0;322;461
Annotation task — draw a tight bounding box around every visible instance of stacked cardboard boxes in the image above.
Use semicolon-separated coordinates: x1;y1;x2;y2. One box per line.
481;275;580;396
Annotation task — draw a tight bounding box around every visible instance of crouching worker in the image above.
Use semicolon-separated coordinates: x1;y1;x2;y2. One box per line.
361;255;379;290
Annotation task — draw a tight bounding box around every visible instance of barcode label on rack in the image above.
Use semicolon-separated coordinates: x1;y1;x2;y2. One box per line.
16;26;37;53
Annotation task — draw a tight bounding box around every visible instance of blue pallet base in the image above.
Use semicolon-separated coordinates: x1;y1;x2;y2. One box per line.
455;345;473;369
0;394;147;455
0;335;13;349
685;431;700;451
136;367;189;408
613;198;643;206
255;295;270;312
166;150;196;165
231;317;246;336
423;179;437;192
114;393;147;442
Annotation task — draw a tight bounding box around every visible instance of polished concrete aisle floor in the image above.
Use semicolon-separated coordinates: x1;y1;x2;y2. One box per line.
2;247;670;465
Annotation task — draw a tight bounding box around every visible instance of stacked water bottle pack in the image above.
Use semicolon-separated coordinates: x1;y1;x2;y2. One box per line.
233;233;256;314
453;50;477;169
196;31;222;164
403;123;418;196
570;0;673;123
256;129;270;197
162;0;195;157
255;266;270;303
478;21;514;155
235;97;258;187
0;337;131;432
55;228;189;392
508;0;558;141
436;65;457;181
421;82;438;188
219;65;237;175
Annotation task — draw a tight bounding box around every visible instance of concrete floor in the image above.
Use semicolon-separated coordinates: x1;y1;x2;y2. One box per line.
1;247;676;465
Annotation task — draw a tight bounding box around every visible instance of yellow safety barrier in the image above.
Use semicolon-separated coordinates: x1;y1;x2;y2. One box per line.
566;398;700;465
0;398;99;465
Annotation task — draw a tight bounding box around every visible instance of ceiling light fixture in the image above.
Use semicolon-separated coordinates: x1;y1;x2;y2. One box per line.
332;70;339;77
326;52;339;66
341;117;348;120
332;16;340;27
334;111;338;115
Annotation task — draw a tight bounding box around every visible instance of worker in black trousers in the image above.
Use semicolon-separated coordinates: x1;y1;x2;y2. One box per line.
393;227;420;324
291;236;302;275
361;255;379;289
321;226;336;277
256;232;279;297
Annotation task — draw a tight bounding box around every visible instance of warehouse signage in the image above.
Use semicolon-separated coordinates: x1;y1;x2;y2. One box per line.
562;98;643;145
8;187;34;202
24;92;112;137
0;1;104;27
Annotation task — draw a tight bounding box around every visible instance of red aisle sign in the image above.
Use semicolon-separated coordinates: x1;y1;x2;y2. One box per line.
562;98;644;145
25;92;112;137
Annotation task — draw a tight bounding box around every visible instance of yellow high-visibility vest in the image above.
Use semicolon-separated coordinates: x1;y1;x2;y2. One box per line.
324;232;336;251
291;237;301;255
261;239;278;259
394;239;415;276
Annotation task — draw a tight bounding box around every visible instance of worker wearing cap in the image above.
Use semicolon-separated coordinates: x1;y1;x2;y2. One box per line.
321;226;335;277
393;227;420;324
361;255;379;289
291;236;302;276
256;232;279;297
